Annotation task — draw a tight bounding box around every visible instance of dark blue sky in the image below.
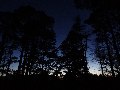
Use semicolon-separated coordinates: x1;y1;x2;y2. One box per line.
0;0;100;74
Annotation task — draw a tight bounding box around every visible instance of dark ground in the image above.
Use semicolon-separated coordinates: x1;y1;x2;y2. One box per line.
0;75;119;90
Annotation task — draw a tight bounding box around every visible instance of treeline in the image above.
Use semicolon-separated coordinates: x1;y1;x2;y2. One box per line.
0;6;89;79
74;0;120;77
0;6;57;76
0;0;120;80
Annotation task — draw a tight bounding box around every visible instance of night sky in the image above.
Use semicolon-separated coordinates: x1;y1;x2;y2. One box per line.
0;0;100;74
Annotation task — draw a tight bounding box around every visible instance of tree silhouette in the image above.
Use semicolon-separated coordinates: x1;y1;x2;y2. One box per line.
0;6;57;77
74;0;120;10
0;12;18;76
13;6;56;75
60;16;88;79
85;8;120;77
74;0;120;77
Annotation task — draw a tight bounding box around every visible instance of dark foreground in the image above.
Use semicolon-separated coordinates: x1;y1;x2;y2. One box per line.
0;75;120;90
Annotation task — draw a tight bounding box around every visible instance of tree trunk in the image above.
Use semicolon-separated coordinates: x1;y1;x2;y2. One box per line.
84;36;88;74
100;59;104;75
18;49;24;74
105;37;115;77
6;49;12;76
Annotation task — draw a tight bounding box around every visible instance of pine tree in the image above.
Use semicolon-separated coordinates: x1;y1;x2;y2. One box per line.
60;16;88;79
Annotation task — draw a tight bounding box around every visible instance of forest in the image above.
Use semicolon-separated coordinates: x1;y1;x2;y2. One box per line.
0;0;120;89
